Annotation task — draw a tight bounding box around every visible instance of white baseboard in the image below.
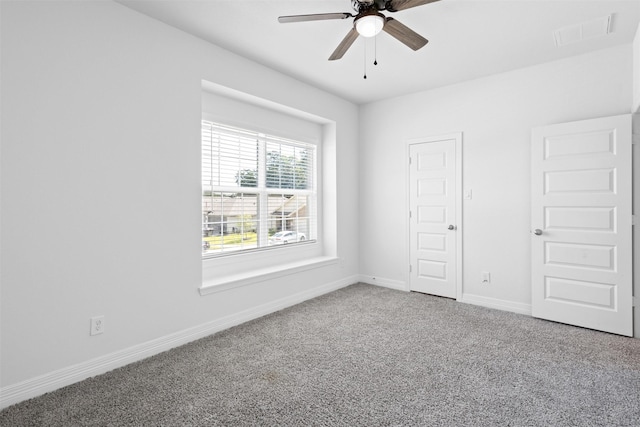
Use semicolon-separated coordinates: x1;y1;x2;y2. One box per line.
358;275;408;292
357;277;531;317
0;275;358;410
459;293;532;316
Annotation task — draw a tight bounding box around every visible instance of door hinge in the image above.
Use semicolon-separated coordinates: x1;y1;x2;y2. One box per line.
633;296;637;307
633;215;637;226
409;264;412;273
409;156;412;165
409;210;412;219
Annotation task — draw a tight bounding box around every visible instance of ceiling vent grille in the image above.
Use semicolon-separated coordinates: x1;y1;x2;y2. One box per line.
554;15;612;47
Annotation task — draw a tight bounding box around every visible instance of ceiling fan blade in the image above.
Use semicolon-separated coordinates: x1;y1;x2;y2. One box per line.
387;0;440;12
329;27;360;61
278;13;352;23
382;17;428;51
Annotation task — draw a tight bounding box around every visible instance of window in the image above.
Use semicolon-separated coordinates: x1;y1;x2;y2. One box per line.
202;121;317;257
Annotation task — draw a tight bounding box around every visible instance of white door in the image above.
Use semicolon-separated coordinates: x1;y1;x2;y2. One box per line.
408;135;461;298
531;114;632;336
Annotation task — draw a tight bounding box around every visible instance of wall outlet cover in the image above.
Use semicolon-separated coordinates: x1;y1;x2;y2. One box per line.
90;316;105;336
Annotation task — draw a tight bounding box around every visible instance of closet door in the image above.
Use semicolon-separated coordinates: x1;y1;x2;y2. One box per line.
408;134;461;299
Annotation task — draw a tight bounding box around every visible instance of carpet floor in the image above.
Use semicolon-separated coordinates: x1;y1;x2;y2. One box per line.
1;283;640;426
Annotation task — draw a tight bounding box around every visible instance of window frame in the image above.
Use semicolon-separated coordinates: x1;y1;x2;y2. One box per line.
199;85;338;296
201;120;318;259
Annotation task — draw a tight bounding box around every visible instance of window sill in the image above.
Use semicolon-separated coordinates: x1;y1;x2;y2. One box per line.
199;256;339;296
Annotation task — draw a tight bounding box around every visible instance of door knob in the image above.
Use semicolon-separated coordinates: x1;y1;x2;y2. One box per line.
448;225;456;230
533;229;543;236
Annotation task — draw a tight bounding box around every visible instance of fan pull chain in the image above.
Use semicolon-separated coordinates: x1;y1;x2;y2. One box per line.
363;40;367;79
374;35;378;66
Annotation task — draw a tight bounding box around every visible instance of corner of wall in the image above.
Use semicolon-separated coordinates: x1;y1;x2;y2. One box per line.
633;113;640;338
633;23;640;113
357;275;408;292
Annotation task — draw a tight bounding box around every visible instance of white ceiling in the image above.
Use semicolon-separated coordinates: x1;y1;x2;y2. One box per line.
117;0;640;105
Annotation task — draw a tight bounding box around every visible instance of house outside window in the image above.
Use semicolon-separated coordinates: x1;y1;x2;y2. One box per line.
202;121;317;256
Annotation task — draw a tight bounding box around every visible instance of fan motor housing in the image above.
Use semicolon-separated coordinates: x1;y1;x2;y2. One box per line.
352;0;374;12
353;0;394;13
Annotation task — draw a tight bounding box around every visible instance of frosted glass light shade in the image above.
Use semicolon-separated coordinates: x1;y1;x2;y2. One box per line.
355;14;384;38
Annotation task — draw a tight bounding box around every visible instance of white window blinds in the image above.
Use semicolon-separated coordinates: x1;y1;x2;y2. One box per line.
202;121;316;256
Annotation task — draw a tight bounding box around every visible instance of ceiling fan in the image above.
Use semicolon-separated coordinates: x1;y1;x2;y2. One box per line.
278;0;440;61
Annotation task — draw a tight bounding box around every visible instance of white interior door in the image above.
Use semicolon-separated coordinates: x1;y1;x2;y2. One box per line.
531;114;632;336
408;135;461;298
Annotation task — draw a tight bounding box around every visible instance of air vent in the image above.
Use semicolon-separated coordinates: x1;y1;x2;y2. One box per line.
554;15;612;47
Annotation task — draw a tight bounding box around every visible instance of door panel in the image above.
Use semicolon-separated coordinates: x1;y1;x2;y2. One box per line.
409;137;460;298
544;206;615;231
531;114;632;336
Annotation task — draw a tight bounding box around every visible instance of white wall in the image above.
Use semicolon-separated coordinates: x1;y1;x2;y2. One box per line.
0;0;359;404
359;45;634;318
201;90;322;145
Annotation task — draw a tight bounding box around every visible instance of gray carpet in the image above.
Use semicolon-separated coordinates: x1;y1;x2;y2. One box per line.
2;283;640;426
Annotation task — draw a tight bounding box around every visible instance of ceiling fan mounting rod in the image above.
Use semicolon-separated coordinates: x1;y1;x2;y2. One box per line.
353;0;393;13
352;0;396;13
352;0;373;12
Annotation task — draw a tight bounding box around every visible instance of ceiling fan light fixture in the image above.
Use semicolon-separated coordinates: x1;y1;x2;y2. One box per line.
355;14;385;37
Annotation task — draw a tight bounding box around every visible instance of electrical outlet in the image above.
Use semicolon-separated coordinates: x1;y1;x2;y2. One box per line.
90;316;105;336
481;272;491;284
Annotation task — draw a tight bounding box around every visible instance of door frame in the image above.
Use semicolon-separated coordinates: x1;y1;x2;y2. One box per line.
406;133;463;298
